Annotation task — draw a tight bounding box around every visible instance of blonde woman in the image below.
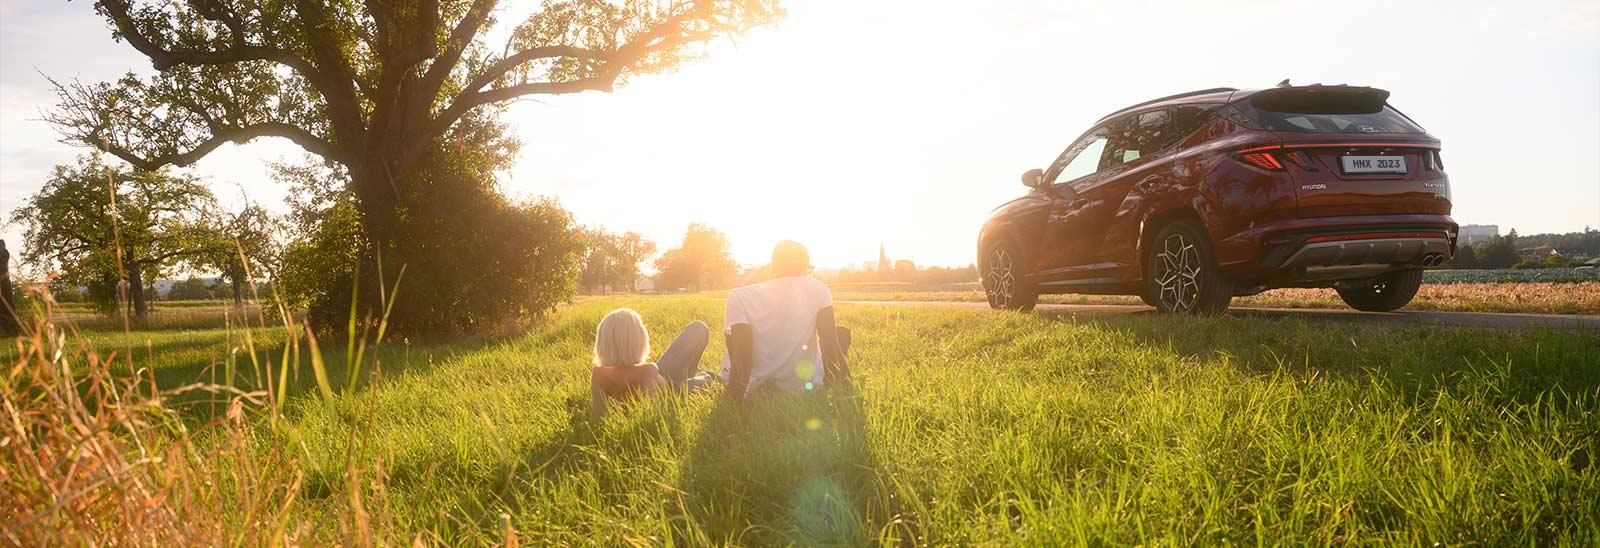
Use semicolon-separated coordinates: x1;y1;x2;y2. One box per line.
589;308;711;418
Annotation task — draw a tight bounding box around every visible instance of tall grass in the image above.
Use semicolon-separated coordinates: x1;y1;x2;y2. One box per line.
0;270;428;544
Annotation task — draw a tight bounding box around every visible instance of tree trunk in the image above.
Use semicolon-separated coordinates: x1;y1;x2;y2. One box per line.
128;267;148;320
230;272;244;308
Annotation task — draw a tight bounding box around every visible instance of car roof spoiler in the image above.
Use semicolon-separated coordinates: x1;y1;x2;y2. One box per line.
1248;85;1391;115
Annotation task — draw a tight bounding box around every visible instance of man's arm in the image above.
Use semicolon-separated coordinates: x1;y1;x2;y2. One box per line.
726;323;754;403
815;306;851;388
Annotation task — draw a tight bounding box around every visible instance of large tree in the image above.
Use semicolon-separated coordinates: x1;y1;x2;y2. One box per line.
579;226;657;293
46;0;781;330
655;222;736;292
203;204;286;307
10;157;218;319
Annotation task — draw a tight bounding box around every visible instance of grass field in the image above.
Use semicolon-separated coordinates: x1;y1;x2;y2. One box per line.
6;296;1599;544
830;281;1600;315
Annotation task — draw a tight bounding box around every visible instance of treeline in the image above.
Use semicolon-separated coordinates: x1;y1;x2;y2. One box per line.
1512;229;1600;257
1451;228;1600;270
13;158;282;318
577;223;739;294
11;154;748;326
828;262;978;285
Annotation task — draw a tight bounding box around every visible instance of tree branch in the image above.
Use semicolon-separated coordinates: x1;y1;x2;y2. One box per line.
293;0;368;148
101;0;316;76
93;122;335;170
417;0;498;108
427;2;719;141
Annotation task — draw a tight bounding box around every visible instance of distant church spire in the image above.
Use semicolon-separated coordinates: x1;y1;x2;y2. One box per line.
878;243;890;273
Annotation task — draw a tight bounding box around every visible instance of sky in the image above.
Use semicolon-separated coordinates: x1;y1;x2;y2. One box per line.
2;0;1598;271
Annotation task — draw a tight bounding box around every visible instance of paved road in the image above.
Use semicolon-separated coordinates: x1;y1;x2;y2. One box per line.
843;300;1600;331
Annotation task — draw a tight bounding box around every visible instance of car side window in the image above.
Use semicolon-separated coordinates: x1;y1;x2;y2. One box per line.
1048;127;1109;186
1104;109;1171;169
1167;105;1218;144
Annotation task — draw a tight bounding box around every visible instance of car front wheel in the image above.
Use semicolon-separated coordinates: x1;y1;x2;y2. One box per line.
984;241;1038;311
1144;221;1232;314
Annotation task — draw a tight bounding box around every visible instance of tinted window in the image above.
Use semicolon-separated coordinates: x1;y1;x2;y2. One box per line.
1048;127;1109;185
1167;105;1218;144
1104;110;1170;168
1239;102;1423;133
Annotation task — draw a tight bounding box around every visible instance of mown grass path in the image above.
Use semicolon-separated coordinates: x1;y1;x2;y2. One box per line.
18;296;1598;544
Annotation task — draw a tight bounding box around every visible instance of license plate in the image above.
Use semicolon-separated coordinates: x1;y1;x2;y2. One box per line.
1341;155;1406;174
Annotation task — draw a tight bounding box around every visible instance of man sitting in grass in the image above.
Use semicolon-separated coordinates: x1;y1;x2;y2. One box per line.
721;241;852;403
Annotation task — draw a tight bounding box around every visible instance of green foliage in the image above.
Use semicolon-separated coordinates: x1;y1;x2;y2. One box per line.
201;204;286;305
1510;254;1577;270
47;0;782;334
1477;231;1520;269
165;276;217;301
1509;227;1600;258
274;126;585;337
9;156;218;318
579;227;658;293
1449;243;1478;268
655;223;738;292
1423;268;1600;283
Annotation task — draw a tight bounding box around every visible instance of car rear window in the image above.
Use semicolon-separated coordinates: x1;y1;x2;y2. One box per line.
1235;97;1427;133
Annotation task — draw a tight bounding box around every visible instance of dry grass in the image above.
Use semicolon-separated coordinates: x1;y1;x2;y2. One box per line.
0;296;412;545
835;282;1600;315
44;306;272;332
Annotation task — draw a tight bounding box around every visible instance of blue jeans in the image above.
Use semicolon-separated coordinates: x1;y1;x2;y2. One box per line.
657;321;710;388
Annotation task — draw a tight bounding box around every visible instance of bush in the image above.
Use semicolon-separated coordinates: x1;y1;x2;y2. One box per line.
280;168;582;338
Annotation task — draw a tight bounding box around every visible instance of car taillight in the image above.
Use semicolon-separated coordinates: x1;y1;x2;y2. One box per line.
1282;151;1317;171
1237;151;1283;171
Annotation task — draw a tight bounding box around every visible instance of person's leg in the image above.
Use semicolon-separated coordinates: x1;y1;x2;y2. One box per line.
836;326;852;357
656;321;709;386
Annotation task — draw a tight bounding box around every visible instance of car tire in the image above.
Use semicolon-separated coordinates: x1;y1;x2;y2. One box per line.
1144;221;1233;314
1139;288;1159;308
983;240;1038;312
1336;269;1423;312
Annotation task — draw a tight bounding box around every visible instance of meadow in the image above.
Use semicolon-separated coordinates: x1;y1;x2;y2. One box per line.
6;295;1598;545
830;280;1600;315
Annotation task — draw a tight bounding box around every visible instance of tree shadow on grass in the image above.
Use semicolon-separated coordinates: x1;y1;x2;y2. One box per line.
672;389;906;546
147;332;511;426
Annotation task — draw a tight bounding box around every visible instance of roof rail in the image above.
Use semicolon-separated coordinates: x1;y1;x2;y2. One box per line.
1097;87;1239;122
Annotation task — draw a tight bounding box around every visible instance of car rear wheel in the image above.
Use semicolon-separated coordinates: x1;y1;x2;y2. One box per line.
1145;221;1232;314
984;241;1038;311
1336;269;1423;312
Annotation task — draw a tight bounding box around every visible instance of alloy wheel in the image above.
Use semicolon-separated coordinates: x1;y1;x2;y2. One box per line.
1153;233;1203;312
987;248;1015;308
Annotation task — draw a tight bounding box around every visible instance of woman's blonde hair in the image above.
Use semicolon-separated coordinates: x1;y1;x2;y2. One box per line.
594;308;650;367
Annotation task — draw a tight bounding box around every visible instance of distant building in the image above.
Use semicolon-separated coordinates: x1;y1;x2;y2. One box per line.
1460;224;1499;245
635;276;657;293
1517;246;1558;259
878;244;890;274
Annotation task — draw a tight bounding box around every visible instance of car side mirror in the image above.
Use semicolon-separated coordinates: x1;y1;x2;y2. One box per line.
1021;168;1044;188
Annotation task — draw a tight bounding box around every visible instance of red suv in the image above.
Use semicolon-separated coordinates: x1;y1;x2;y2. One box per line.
978;84;1455;313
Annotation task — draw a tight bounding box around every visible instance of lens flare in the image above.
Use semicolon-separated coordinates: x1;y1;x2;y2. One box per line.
794;360;816;380
805;418;823;430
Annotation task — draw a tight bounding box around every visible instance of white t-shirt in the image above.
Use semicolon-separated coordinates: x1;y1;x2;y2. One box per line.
719;275;835;396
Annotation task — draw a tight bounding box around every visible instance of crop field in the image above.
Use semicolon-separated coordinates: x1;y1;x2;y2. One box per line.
830;279;1600;315
6;296;1597;544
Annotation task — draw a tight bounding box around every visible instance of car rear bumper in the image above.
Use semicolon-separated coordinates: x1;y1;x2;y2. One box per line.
1215;215;1457;284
